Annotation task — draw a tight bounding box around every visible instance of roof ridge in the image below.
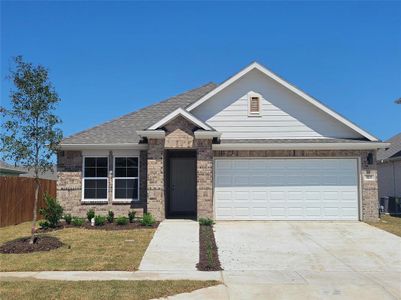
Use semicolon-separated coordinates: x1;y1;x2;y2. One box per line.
62;82;216;142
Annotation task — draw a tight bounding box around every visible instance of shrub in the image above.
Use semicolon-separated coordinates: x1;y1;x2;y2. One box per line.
94;215;106;226
39;220;50;229
64;214;72;224
140;213;155;226
87;208;95;222
39;193;64;228
71;217;85;227
116;216;129;225
199;218;214;226
107;210;114;223
128;210;136;223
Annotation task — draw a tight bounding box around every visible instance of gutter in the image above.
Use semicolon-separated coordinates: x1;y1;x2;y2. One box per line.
59;143;148;150
212;142;390;151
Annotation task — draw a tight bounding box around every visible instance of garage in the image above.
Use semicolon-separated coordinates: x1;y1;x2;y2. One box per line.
214;158;359;220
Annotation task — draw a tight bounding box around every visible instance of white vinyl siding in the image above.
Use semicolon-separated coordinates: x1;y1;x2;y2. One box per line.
214;158;359;220
192;69;363;140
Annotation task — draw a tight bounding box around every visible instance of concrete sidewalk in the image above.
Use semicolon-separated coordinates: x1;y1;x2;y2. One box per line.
139;219;199;271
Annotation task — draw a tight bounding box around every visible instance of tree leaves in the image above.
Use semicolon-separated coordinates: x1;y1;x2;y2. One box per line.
0;56;63;175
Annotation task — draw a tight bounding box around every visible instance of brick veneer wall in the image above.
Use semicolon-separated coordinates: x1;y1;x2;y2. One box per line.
147;139;165;221
195;139;214;218
57;150;147;217
146;116;214;221
214;149;379;221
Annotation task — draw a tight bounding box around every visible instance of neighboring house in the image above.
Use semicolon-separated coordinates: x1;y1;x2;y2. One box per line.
0;161;27;176
0;160;57;180
58;62;388;222
377;133;401;198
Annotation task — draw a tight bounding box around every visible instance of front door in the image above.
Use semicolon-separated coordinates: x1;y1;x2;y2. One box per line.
167;151;197;218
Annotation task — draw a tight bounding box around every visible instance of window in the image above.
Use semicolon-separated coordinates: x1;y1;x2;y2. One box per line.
113;157;139;201
83;157;108;201
248;93;261;116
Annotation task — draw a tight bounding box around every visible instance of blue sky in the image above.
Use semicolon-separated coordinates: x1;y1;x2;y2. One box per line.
1;1;400;141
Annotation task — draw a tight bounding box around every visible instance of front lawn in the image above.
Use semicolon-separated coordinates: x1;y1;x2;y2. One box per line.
367;215;401;237
0;222;155;271
0;280;219;300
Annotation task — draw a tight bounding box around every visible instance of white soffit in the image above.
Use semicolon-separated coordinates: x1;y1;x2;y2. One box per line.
187;62;378;142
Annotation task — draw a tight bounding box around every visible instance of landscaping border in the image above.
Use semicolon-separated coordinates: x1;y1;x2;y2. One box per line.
196;224;222;271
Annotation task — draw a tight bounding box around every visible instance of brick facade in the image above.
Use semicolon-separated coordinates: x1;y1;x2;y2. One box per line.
214;149;379;221
146;115;214;221
57;150;147;218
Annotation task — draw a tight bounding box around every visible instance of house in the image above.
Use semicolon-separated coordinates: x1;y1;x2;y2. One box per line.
377;133;401;198
58;62;388;221
0;160;57;180
0;161;27;176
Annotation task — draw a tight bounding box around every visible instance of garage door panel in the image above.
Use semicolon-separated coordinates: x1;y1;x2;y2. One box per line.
214;158;359;221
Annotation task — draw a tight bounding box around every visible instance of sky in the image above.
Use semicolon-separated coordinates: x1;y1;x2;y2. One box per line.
1;1;400;141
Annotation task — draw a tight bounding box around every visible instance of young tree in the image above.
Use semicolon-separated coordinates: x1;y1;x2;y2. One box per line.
1;56;62;244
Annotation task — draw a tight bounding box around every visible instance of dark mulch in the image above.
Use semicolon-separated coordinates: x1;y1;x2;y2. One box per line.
35;221;159;233
0;235;64;254
196;225;222;271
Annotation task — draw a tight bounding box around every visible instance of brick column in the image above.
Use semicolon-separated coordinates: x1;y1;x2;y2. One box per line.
195;139;213;219
361;150;379;222
147;138;165;221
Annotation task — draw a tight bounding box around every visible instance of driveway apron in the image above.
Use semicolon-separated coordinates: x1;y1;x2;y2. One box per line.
139;220;199;271
215;221;401;300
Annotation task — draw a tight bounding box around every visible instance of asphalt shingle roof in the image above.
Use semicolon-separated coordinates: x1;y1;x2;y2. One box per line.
61;83;217;145
377;133;401;161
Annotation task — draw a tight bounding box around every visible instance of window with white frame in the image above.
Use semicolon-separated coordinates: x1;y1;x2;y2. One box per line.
248;93;261;116
83;157;108;200
114;157;139;201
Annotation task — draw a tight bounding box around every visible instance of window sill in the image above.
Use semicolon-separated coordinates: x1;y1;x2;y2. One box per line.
81;200;108;204
112;199;137;204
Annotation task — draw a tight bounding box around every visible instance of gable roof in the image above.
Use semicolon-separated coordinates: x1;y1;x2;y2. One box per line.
0;160;27;175
61;83;217;146
187;62;378;142
377;133;401;161
148;107;212;130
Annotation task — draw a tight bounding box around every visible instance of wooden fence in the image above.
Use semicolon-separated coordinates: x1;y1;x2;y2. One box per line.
0;177;56;227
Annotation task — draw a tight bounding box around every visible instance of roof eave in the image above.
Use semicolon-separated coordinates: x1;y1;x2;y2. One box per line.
59;143;148;150
213;142;390;151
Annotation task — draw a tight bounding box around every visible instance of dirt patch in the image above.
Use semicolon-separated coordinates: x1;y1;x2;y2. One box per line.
196;225;222;271
36;221;159;233
0;235;64;254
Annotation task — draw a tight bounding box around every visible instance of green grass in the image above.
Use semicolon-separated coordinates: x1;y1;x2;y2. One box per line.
0;222;155;271
0;280;219;300
367;215;401;237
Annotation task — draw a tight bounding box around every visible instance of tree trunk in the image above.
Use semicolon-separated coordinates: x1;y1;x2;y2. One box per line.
29;179;40;244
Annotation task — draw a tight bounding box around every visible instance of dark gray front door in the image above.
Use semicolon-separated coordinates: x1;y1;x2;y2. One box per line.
168;152;196;218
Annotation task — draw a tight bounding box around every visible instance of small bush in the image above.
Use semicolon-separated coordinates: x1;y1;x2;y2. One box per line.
39;193;64;228
94;215;106;226
39;220;50;229
107;210;114;223
64;214;72;224
116;216;129;225
87;209;95;222
128;210;136;223
71;217;85;227
140;213;155;226
199;218;214;226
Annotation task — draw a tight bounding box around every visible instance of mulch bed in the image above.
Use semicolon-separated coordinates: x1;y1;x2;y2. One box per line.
0;235;64;254
35;221;159;233
196;225;222;271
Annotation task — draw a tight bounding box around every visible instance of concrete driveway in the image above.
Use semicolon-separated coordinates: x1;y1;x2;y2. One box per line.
215;221;401;300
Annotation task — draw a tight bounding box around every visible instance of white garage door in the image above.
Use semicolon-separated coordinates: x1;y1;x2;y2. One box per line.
214;158;359;220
